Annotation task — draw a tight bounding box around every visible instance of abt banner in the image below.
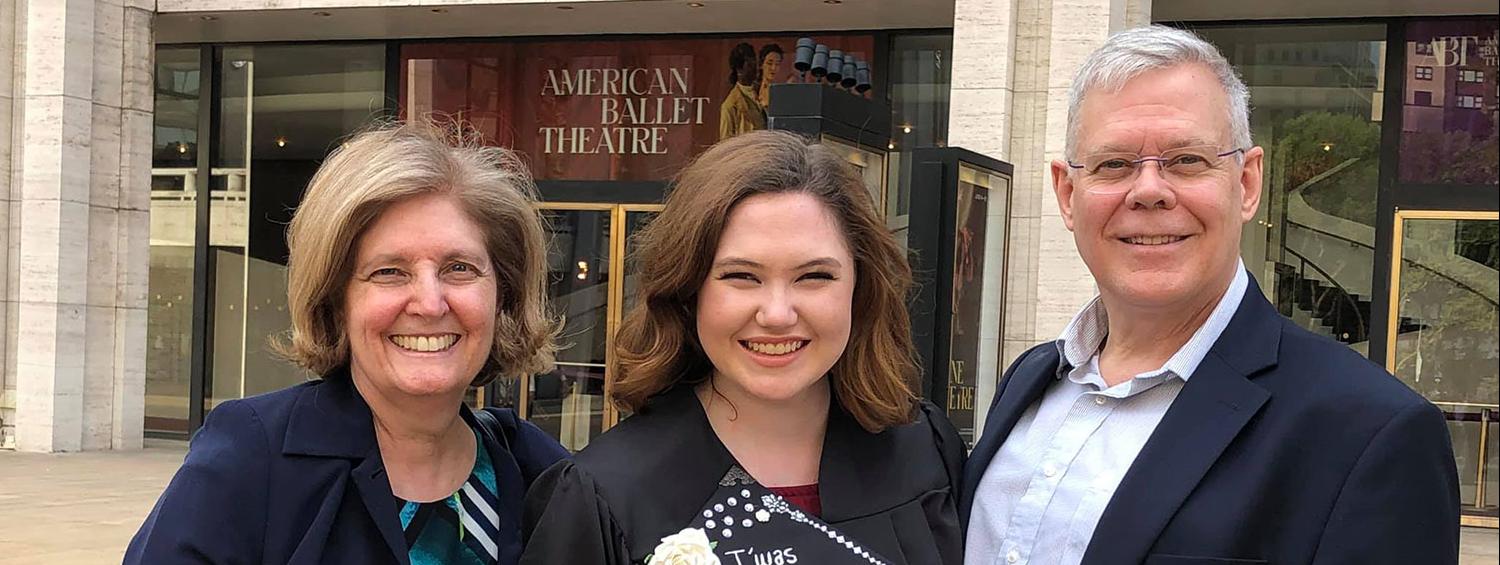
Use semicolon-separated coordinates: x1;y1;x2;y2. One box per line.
401;34;875;182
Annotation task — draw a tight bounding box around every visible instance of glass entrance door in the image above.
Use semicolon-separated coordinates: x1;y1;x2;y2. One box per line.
1387;210;1499;527
517;203;661;451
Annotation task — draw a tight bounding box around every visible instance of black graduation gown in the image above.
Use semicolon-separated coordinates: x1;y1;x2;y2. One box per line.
520;385;966;565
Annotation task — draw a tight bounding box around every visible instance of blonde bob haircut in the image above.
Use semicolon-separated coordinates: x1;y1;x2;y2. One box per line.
613;130;919;433
278;119;556;386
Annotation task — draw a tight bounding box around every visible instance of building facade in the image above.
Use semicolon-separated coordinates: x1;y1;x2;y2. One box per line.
2;0;1496;526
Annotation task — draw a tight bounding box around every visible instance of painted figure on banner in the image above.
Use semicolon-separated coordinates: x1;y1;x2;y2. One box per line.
757;43;786;110
719;43;767;141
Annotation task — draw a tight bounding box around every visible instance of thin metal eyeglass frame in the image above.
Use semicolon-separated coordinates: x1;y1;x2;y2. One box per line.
1066;147;1247;177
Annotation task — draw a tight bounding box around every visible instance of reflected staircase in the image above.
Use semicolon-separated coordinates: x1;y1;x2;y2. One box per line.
1272;257;1424;345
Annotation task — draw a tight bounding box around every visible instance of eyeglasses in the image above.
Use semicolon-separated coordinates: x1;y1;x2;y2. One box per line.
1067;146;1246;193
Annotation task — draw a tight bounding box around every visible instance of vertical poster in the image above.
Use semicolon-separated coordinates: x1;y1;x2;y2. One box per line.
946;179;988;443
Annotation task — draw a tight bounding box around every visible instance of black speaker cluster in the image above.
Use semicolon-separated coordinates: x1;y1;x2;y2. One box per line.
793;37;871;94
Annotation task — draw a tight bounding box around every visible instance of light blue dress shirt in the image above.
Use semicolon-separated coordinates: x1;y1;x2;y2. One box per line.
965;264;1249;565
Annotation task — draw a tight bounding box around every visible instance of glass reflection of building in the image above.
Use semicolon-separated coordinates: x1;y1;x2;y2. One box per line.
1198;20;1499;526
1401;22;1499;185
146;45;388;434
1198;25;1387;351
1391;22;1498;526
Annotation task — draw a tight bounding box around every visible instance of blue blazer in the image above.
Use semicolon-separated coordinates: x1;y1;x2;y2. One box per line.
960;275;1461;564
126;371;568;565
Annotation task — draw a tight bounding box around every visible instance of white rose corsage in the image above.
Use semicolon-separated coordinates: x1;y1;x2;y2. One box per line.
645;527;721;565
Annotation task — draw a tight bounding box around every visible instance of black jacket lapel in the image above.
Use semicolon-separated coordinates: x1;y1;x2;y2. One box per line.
960;345;1061;530
1082;279;1282;565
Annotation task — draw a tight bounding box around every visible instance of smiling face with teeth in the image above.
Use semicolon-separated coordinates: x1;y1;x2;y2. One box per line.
695;192;855;404
1050;63;1264;310
343;194;497;402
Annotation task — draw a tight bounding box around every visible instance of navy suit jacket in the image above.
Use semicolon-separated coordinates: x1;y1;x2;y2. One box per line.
960;276;1461;564
125;371;568;565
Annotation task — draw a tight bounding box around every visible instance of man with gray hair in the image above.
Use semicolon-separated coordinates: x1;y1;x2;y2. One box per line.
960;25;1459;564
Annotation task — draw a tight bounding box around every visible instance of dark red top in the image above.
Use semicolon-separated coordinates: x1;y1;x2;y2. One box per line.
767;483;822;518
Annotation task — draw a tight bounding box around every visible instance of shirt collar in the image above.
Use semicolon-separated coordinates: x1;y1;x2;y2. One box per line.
1054;260;1250;383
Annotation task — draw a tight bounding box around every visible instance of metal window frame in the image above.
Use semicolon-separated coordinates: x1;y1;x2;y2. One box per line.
520;202;663;439
185;45;217;436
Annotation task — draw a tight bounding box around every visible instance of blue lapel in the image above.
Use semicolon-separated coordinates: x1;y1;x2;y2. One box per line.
1081;277;1282;565
959;344;1063;532
282;372;411;565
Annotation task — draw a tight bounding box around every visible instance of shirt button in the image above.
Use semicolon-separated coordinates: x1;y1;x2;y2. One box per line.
1043;463;1058;478
1094;396;1108;406
1006;550;1020;563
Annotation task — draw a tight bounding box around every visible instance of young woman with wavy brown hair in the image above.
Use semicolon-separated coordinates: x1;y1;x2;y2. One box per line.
522;130;964;565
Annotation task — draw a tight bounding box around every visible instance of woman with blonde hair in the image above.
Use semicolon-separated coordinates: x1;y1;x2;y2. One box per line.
522;130;964;564
128;120;567;565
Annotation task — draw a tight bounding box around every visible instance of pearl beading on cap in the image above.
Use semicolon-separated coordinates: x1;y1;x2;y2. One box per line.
759;494;888;565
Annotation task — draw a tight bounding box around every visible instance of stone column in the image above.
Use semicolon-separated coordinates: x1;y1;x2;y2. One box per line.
4;0;152;452
1;0;17;448
948;0;1149;431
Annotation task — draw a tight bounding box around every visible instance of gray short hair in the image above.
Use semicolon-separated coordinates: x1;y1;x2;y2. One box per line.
1065;25;1251;160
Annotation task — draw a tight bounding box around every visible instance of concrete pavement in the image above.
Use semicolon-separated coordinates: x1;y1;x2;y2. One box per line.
0;440;184;564
1;441;1496;564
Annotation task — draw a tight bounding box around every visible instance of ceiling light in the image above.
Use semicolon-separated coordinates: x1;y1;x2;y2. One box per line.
901;124;912;134
688;2;706;6
276;136;288;148
199;15;217;21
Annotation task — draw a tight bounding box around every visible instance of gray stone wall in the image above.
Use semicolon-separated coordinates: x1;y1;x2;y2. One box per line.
2;0;153;452
2;0;16;448
948;0;1149;432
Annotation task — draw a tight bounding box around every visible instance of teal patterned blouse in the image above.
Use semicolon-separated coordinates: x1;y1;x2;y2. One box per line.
397;428;501;565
